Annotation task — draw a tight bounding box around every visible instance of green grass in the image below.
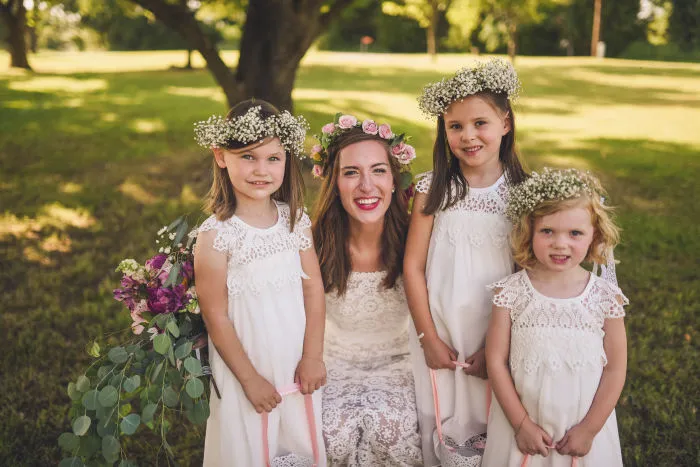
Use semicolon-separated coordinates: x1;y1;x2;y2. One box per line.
1;50;699;466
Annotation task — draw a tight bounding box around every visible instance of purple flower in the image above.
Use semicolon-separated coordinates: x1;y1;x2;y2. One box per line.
146;284;188;314
145;253;168;272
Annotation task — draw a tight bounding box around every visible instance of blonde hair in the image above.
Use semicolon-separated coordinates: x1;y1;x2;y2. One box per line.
203;99;305;231
511;194;620;270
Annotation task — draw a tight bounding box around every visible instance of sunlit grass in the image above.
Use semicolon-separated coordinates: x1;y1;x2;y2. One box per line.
1;50;698;466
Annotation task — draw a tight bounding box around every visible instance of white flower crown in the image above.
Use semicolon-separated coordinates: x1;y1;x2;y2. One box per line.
193;106;309;157
418;58;521;117
506;168;603;223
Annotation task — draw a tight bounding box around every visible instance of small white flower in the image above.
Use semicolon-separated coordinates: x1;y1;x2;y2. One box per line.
164;247;171;254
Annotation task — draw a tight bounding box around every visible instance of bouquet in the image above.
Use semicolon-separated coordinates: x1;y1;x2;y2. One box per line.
58;218;212;466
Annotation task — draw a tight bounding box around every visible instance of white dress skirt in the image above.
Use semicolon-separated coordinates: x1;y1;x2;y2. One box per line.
409;172;514;466
199;203;326;467
482;270;627;467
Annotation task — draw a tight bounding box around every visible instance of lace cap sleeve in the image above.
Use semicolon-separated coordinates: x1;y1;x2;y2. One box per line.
196;215;236;255
294;209;313;251
487;271;525;311
415;171;433;194
594;276;629;319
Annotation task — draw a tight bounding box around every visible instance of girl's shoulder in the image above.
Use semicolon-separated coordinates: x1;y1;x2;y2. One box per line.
275;202;313;251
487;270;529;310
586;275;629;319
415;171;433;194
196;214;244;255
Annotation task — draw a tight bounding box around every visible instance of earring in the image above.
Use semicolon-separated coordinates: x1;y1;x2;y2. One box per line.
391;187;396;193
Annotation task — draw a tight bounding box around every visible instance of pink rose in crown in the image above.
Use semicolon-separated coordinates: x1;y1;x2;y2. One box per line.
312;164;324;178
311;144;322;154
391;141;406;156
322;123;336;134
362;119;378;135
378;124;393;139
338;115;358;129
400;144;416;164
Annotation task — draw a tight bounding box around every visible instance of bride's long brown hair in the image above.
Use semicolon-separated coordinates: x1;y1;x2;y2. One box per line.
312;128;409;295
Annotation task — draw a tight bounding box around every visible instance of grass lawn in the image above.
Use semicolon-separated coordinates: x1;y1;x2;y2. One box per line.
1;50;698;466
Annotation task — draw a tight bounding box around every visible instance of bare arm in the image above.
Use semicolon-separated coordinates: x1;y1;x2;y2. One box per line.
557;315;627;456
403;192;457;369
295;231;327;394
195;230;281;412
486;303;552;456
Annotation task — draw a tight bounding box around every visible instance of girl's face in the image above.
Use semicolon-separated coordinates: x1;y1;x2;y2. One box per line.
444;95;511;174
532;205;595;272
336;140;394;227
214;137;286;204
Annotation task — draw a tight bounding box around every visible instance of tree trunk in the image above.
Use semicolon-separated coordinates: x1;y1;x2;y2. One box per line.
591;0;602;56
132;0;354;111
0;0;32;69
185;48;192;69
427;3;438;59
507;20;517;62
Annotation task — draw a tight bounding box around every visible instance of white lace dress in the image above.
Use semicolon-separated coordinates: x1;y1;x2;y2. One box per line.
322;272;422;466
482;270;627;467
409;172;514;466
199;202;326;467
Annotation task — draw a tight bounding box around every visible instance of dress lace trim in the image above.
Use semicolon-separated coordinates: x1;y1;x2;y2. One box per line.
488;270;628;373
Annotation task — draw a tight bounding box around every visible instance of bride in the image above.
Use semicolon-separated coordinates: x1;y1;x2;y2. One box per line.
310;116;422;466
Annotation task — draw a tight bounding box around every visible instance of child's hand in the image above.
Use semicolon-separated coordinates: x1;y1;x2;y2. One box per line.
422;335;458;370
515;417;553;457
241;374;282;413
462;347;487;379
295;356;327;394
556;422;596;457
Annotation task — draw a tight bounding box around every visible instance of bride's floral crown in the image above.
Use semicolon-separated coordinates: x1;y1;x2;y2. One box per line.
506;167;604;223
418;58;521;117
310;113;417;190
193;105;309;157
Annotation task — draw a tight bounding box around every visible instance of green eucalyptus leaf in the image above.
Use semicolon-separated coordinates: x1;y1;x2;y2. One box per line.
178;319;192;336
120;413;141;435
109;374;123;388
67;382;81;401
174;341;193;360
98;385;119;407
163;386;179;408
118;403;132;418
183;356;202;376
108;347;128;364
142;403;158;424
58;432;80;451
72;415;91;436
123;375;141;393
147;385;162;403
188;399;210;425
87;341;101;358
81;389;99;411
166;319;180;338
164;263;181;287
101;435;120;463
167;216;184;231
75;375;91;392
78;433;101;457
399;171;413;190
167;344;176;366
134;348;146;361
185;378;204;399
96;417;118;438
119;460;138;467
173;220;189;247
167;368;183;387
150;360;165;383
97;364;113;380
59;457;85;467
153;333;171;355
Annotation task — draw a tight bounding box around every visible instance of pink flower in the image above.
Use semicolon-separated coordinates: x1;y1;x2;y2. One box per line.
338;115;358;129
311;144;322;154
130;300;148;335
378;124;393;139
362;119;378;135
401;144;416;164
391;141;406;156
322;123;336;134
312;164;324;178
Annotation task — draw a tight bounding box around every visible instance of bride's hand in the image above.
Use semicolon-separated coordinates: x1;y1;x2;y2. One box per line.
422;334;458;370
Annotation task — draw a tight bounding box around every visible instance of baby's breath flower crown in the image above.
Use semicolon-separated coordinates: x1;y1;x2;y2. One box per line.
193;105;309;157
506;167;603;223
309;113;416;190
418;58;521;117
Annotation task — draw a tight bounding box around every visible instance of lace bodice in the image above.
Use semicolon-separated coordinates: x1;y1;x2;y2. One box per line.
197;203;312;297
488;270;628;374
416;171;511;248
325;272;410;367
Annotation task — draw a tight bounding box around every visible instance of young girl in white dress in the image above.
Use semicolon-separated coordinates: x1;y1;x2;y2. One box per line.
193;99;327;466
311;115;422;466
483;168;627;467
404;59;528;466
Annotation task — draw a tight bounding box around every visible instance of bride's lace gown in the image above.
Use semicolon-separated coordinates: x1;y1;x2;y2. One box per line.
322;272;422;466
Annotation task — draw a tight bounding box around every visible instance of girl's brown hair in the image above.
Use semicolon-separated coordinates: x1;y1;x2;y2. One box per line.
423;91;528;215
204;99;305;231
511;194;621;270
312;128;409;295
